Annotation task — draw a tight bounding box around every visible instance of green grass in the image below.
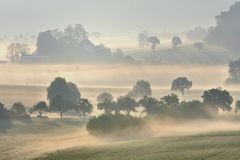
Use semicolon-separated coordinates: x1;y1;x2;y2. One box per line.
0;118;84;160
33;131;240;160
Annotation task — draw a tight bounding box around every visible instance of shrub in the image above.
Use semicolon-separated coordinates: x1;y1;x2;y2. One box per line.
87;114;144;136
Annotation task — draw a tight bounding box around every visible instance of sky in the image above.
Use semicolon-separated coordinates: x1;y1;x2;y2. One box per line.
0;0;238;36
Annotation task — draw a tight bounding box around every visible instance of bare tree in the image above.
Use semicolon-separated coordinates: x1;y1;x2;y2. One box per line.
6;43;30;62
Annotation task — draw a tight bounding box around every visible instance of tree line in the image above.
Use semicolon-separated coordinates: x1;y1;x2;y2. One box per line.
1;76;240;133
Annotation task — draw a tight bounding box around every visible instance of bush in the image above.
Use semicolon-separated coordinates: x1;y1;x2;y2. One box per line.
87;114;144;136
0;105;12;132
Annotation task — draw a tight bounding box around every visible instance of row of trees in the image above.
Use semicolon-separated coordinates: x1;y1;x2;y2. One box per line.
138;31;183;50
96;87;235;118
0;102;33;132
138;31;206;51
126;77;192;100
1;77;237;122
13;77;193;119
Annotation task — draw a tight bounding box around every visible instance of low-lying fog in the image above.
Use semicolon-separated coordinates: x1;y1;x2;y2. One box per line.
0;63;228;88
2;63;240;107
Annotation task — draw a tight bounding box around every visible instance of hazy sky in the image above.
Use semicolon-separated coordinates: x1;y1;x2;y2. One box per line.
0;0;238;36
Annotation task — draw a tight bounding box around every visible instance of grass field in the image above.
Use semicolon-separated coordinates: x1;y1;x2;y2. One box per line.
0;118;103;160
33;130;240;160
2;118;240;160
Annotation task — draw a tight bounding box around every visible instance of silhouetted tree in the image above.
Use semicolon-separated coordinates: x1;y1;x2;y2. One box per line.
77;98;93;119
97;100;117;114
6;43;30;62
128;80;152;99
172;36;182;49
67;82;81;104
147;36;160;50
160;94;179;108
32;101;48;117
171;77;192;95
205;2;240;52
11;102;26;116
49;95;70;119
179;100;209;119
226;59;240;84
0;103;12;132
97;92;113;103
202;88;233;112
47;77;81;106
117;96;137;114
63;24;88;43
138;96;161;115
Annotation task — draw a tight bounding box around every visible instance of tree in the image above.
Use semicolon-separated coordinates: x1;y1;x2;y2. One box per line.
226;59;240;84
234;100;240;116
97;92;113;103
32;101;48;117
179;100;209;119
128;80;152;99
67;82;81;104
0;103;12;132
97;100;117;114
47;77;81;107
138;96;161;115
117;96;138;114
6;43;30;62
160;94;179;108
171;77;192;96
11;102;26;116
63;24;88;43
76;98;93;119
147;36;160;50
201;88;233;112
205;2;240;52
49;95;70;119
172;36;182;49
138;31;149;48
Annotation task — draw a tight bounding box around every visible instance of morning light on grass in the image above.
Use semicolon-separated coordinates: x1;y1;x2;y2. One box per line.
1;0;240;160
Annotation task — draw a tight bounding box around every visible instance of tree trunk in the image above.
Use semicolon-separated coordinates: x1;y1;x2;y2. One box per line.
83;112;86;120
39;111;42;117
60;112;63;119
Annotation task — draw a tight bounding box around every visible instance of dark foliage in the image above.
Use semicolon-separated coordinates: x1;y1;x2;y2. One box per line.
0;103;12;132
87;114;143;136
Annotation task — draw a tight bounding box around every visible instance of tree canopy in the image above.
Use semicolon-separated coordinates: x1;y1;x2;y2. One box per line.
138;96;161;115
117;96;137;114
49;95;71;118
32;101;48;117
172;36;182;49
11;102;27;116
160;94;179;108
97;92;113;103
47;77;81;105
147;36;160;50
201;88;233;112
171;77;192;95
75;98;93;119
128;80;152;99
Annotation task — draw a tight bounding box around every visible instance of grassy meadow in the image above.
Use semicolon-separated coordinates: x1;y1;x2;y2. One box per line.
33;130;240;160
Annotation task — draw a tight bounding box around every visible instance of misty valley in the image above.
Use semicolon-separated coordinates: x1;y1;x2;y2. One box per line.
1;0;240;160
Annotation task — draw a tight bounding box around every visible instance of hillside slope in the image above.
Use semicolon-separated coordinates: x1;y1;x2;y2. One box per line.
34;131;240;160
